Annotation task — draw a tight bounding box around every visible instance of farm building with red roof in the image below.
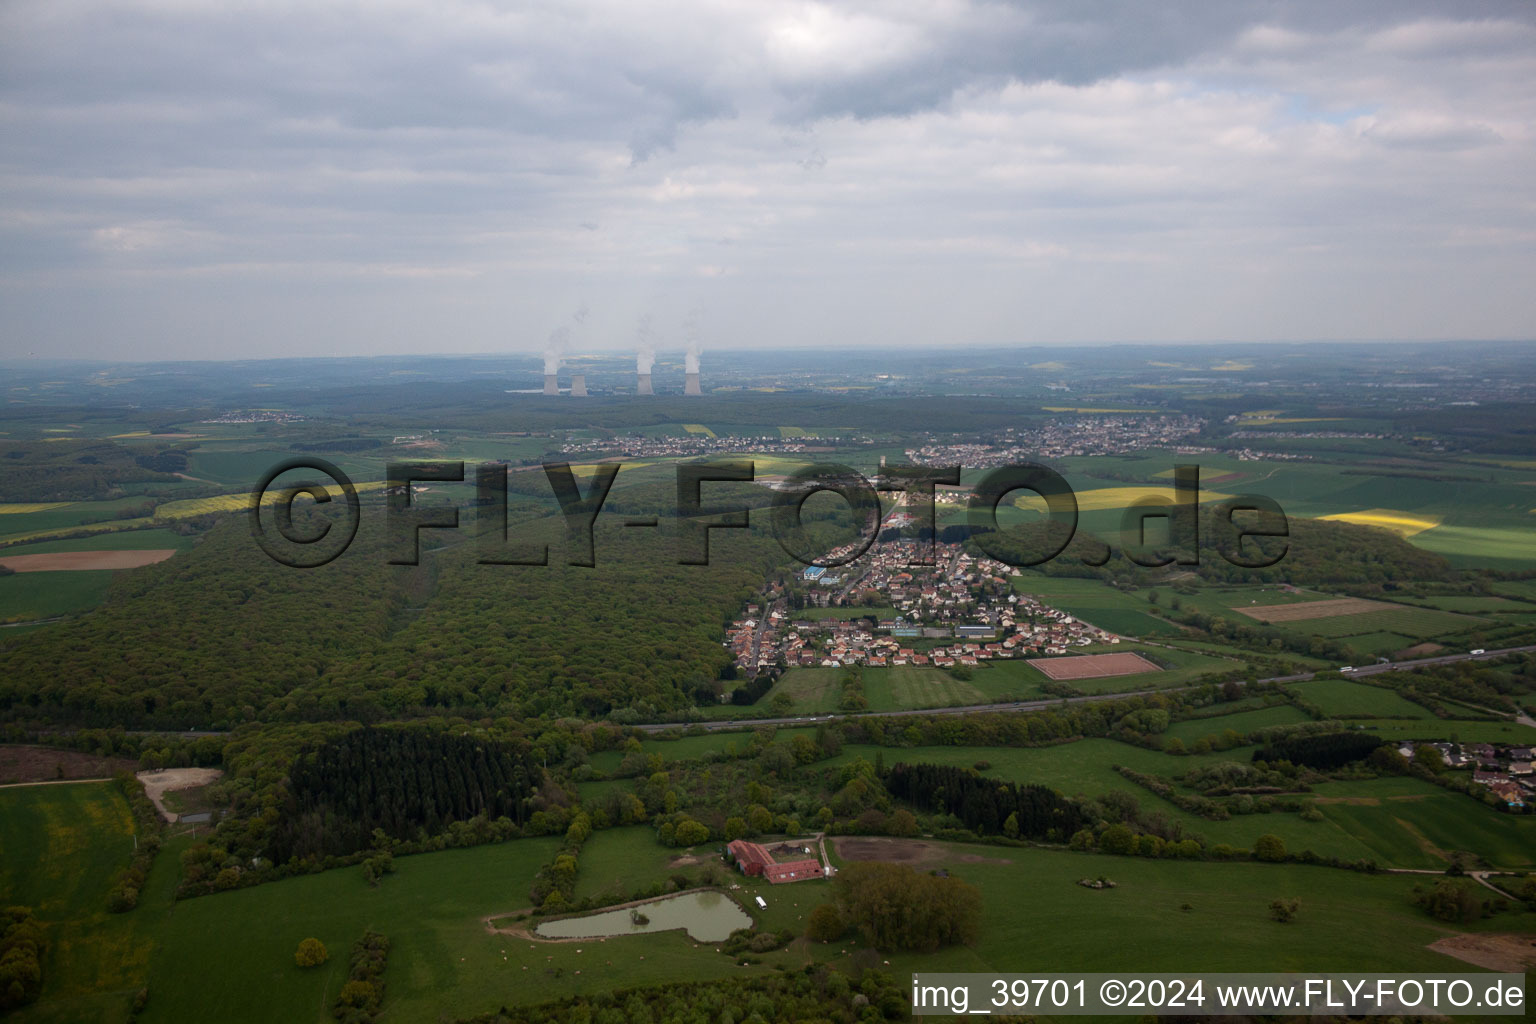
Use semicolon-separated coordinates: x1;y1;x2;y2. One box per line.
726;839;823;884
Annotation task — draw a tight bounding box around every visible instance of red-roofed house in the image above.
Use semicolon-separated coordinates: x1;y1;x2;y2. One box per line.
726;840;823;884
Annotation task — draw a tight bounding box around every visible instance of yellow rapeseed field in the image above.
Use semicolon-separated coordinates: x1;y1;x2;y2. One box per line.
1014;486;1233;513
1317;509;1442;537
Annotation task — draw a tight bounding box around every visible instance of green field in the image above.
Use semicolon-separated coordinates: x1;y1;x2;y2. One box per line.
1163;704;1311;743
575;826;696;900
825;736;1526;867
1289;606;1486;641
0;782;150;1024
756;661;1052;716
0;528;195;555
0;529;194;624
1350;719;1536;745
588;728;820;773
757;639;1244;716
1400;595;1533;614
1290;679;1430;719
829;738;1241;801
1010;576;1181;637
0;497;158;540
844;842;1524;978
0;570;115;624
1309;776;1536;870
1337;631;1418;656
5;763;1536;1023
142;831;835;1024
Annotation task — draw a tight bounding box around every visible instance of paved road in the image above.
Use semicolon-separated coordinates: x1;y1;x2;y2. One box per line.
635;643;1536;734
744;597;783;679
1344;646;1536;678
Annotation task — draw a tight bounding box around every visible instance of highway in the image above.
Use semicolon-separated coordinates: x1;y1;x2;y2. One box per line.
633;643;1536;734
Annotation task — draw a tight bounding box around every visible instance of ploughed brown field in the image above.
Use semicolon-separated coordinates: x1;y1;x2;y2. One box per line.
0;744;136;785
0;549;177;572
1234;597;1395;623
833;836;1012;868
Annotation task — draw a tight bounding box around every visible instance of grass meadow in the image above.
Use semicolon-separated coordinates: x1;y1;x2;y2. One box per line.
1010;576;1181;637
5;768;1533;1023
1289;679;1431;718
868;845;1513;978
0;781;151;1024
0;571;115;624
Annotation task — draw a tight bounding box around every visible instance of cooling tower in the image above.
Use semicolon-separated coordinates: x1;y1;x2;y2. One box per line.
570;374;587;397
684;372;701;396
637;373;653;395
543;374;558;396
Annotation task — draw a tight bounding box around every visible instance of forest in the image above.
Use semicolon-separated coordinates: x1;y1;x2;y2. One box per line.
882;761;1087;840
0;439;182;502
1253;731;1387;771
0;505;786;728
272;729;544;861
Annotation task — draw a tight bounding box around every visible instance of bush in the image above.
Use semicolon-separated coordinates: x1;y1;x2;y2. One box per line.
1269;898;1299;923
0;907;45;1011
1253;834;1287;862
806;903;845;942
1098;824;1136;856
294;938;329;968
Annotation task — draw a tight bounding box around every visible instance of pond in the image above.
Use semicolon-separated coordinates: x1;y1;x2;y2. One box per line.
534;890;753;943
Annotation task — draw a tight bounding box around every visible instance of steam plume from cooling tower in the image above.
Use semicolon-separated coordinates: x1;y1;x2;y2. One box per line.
683;309;702;374
543;326;569;376
636;316;657;375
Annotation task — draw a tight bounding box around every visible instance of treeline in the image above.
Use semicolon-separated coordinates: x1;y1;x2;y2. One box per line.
272;729;542;861
456;968;909;1024
0;440;181;502
883;762;1086;841
1253;731;1385;770
107;774;166;912
333;931;390;1023
0;907;44;1011
729;669;778;706
824;861;982;953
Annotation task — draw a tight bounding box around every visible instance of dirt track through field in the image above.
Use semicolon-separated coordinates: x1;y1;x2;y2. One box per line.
1235;597;1394;623
1027;652;1161;680
0;549;177;572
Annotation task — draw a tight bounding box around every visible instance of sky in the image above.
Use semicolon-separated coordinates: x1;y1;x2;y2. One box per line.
1;0;1534;362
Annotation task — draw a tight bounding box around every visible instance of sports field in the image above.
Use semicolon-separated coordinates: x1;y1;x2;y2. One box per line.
1028;651;1161;680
